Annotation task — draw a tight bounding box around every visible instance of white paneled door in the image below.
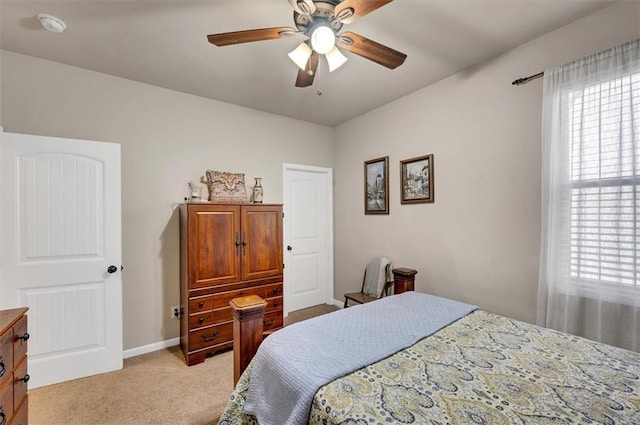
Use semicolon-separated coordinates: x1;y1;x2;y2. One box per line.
1;132;122;388
283;163;333;313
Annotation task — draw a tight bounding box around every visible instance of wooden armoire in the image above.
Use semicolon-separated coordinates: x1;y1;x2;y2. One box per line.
179;203;284;366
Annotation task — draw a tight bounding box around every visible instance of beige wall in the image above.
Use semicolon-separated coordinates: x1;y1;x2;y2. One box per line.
1;1;639;352
333;1;640;324
0;51;334;350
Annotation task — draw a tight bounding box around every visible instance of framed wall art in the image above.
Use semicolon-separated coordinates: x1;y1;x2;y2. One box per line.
400;154;434;204
364;156;389;214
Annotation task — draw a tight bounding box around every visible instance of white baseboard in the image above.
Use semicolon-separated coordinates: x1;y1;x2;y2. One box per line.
123;337;180;359
123;300;345;359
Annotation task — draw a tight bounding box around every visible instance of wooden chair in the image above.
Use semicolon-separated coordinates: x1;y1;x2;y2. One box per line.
343;261;393;308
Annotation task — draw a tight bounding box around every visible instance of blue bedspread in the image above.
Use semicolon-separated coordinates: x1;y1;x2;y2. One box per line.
243;291;477;425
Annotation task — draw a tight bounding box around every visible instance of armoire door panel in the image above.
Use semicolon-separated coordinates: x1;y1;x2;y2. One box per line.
241;206;283;281
190;206;241;287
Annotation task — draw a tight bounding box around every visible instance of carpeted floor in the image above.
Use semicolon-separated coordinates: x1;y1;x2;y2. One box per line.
29;303;339;425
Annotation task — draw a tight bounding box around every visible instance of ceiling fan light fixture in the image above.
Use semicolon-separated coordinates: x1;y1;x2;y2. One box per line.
310;26;335;55
325;46;347;72
288;42;313;70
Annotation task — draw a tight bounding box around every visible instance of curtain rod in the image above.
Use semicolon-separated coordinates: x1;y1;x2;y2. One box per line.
512;71;544;86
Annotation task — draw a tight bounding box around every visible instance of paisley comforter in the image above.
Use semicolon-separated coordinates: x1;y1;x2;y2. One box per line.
219;310;640;425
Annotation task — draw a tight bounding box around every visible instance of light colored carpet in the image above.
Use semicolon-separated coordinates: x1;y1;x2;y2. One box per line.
29;303;339;425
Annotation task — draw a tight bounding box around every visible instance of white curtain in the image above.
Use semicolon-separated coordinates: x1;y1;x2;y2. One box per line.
538;39;640;352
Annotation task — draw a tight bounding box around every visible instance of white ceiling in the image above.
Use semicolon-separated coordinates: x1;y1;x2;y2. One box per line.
0;0;618;127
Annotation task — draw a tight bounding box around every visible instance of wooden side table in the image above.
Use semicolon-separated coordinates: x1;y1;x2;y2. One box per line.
392;268;417;294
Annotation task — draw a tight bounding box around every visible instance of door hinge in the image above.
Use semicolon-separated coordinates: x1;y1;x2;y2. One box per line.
283;263;285;269
282;212;285;218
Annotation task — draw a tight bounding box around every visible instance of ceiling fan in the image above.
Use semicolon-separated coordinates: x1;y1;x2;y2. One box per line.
207;0;407;87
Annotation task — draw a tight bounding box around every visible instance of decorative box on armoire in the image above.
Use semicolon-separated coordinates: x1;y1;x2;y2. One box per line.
179;203;284;366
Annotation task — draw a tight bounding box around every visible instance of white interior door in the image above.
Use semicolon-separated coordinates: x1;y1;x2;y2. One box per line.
1;132;122;388
283;163;333;313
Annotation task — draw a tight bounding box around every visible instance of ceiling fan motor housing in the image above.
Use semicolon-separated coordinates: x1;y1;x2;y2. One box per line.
293;1;344;36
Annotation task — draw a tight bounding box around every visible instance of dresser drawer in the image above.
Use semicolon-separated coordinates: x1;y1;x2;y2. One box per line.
11;395;27;425
13;357;27;411
13;315;28;365
213;286;264;309
263;311;283;332
265;296;283;313
0;331;13;381
0;375;14;423
188;311;214;329
189;295;213;314
188;323;233;352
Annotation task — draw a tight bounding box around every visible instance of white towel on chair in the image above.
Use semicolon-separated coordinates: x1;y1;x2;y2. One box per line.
363;257;391;297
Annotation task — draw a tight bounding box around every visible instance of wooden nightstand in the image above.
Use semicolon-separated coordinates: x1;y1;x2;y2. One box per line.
392;268;417;294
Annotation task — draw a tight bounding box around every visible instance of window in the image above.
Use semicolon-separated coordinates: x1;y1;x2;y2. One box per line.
539;39;640;350
568;73;640;287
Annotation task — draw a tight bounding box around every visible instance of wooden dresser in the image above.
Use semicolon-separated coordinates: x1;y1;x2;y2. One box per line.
179;203;283;366
0;308;29;425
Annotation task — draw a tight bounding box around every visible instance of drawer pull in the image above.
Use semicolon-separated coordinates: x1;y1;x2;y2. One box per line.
272;301;279;307
18;374;30;383
264;319;275;326
0;406;6;425
198;301;205;308
0;356;5;378
272;288;280;294
242;232;247;255
198;317;205;324
17;332;30;342
202;332;218;342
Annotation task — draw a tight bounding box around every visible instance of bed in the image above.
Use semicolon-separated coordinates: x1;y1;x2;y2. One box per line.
218;292;640;425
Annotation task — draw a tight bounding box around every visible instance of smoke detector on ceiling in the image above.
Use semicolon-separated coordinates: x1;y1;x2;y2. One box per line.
37;14;67;33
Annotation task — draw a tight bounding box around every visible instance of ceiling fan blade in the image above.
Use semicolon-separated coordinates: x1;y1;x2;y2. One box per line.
295;52;319;87
288;0;316;16
207;27;298;46
333;0;393;24
336;31;406;69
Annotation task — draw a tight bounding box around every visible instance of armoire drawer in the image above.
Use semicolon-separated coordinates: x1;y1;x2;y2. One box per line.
189;311;214;329
265;296;283;313
213;286;264;309
263;311;283;332
189;295;213;313
213;307;233;324
264;283;283;298
188;323;233;352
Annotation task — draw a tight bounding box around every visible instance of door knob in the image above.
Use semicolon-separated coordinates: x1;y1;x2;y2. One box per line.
287;245;292;251
107;265;118;274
